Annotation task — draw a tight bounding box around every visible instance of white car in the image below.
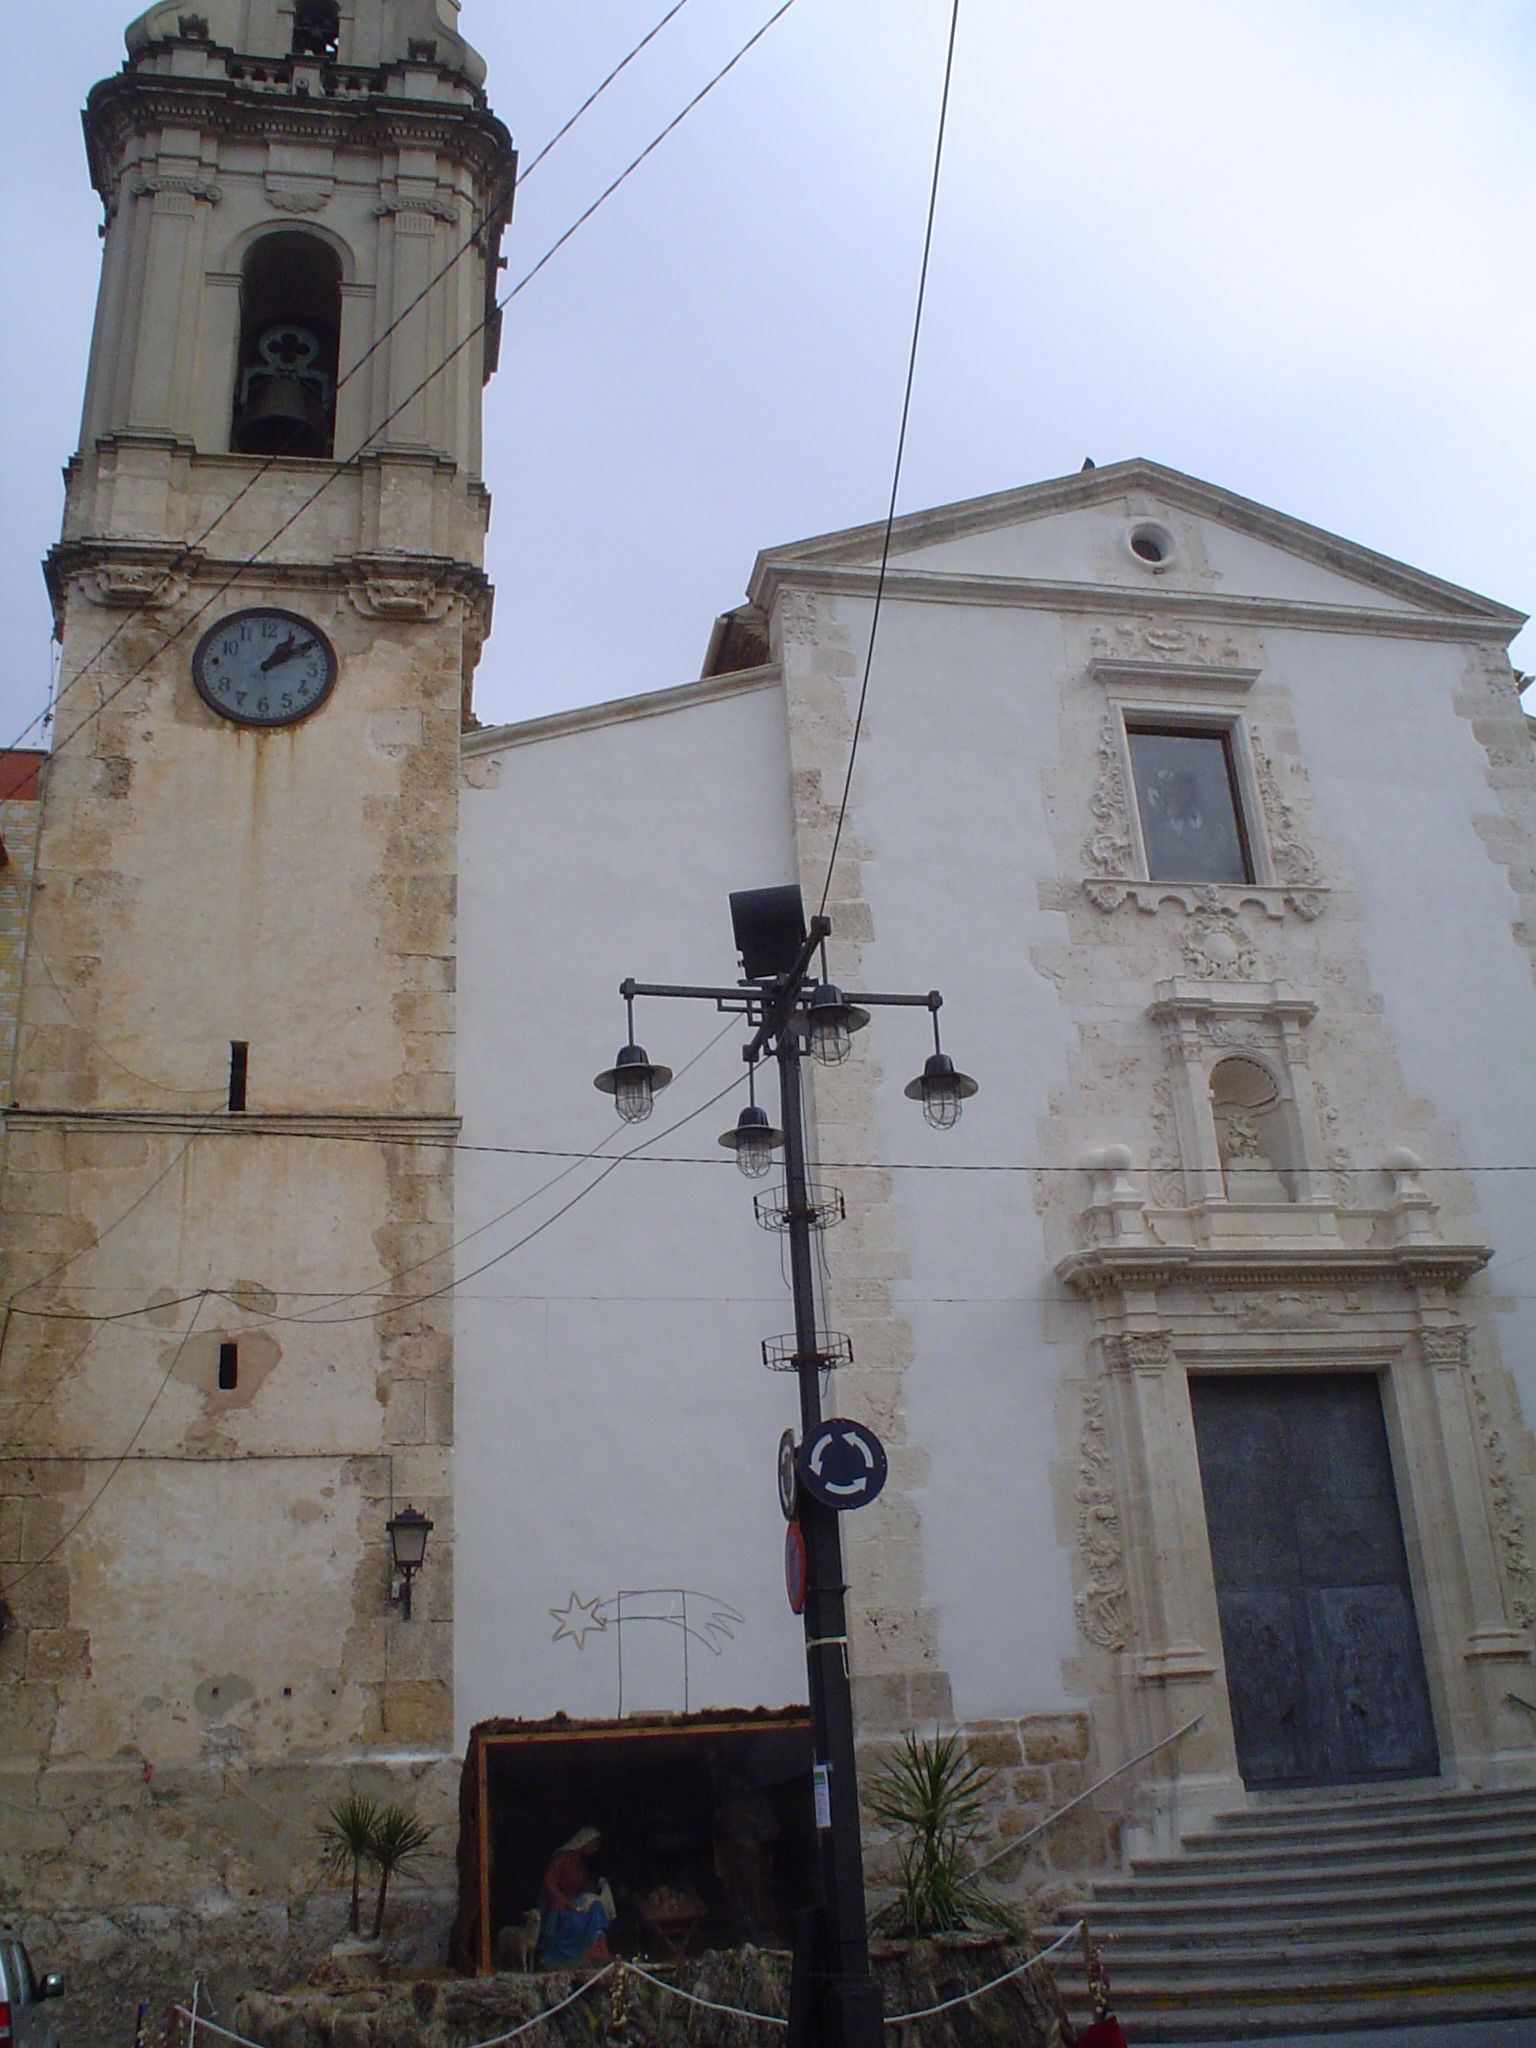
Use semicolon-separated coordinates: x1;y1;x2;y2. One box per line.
0;1937;64;2048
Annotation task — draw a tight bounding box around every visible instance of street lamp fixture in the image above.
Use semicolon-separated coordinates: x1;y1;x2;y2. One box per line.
593;991;673;1123
804;981;869;1066
593;891;975;2048
720;1066;785;1178
386;1504;433;1621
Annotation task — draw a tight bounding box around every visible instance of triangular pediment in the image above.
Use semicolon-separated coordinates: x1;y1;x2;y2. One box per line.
749;460;1522;627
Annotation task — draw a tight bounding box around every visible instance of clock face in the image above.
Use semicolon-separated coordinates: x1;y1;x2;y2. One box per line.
192;608;337;727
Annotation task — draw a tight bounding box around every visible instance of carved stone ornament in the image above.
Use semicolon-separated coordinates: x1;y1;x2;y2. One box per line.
1075;1380;1133;1650
1231;1291;1338;1331
264;174;334;214
1181;905;1262;981
1148;1077;1187;1208
130;175;222;206
1081;715;1135;883
1312;1080;1357;1206
1251;734;1324;911
345;566;457;622
1089;619;1247;667
1420;1328;1470;1371
1470;1374;1536;1630
86;559;194;611
1204;1015;1278;1052
1102;1330;1177;1373
375;197;460;225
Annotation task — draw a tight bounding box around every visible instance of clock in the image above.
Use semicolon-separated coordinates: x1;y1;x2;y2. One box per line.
192;607;337;727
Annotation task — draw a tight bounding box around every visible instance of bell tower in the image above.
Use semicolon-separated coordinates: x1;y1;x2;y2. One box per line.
0;0;514;2000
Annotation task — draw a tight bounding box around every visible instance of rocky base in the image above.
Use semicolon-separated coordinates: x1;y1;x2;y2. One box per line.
233;1941;1071;2047
12;1892;454;2048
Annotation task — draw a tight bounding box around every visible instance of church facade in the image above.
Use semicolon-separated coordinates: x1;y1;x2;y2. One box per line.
2;0;1535;2023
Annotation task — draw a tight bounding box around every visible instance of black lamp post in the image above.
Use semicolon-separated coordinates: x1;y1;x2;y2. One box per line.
593;887;975;2048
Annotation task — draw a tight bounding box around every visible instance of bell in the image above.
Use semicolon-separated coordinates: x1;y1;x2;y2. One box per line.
233;373;330;458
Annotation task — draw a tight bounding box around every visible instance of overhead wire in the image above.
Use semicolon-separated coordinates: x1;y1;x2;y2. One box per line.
817;0;962;918
0;1290;210;1595
0;0;731;798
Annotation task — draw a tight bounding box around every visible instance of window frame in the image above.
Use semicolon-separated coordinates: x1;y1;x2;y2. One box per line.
1120;709;1263;888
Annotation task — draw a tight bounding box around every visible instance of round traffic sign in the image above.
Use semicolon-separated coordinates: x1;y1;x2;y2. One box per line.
797;1418;889;1511
777;1429;799;1521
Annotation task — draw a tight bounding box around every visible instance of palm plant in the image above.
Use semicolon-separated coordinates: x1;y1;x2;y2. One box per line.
366;1802;434;1939
316;1792;382;1937
866;1732;1021;1937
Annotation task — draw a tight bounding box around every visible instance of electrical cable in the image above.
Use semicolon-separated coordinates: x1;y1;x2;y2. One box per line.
0;0;803;799
0;0;701;767
242;1065;751;1327
817;0;961;919
1;1289;210;1595
518;0;697;180
4;1115;1527;1176
286;1013;740;1317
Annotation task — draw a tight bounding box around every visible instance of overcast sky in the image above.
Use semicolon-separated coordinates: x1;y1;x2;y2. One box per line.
2;0;1533;749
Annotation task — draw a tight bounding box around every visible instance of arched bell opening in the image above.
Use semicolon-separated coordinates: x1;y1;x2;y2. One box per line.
231;232;342;458
292;0;341;59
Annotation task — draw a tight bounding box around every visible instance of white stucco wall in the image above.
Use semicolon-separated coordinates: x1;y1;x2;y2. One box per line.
454;675;810;1742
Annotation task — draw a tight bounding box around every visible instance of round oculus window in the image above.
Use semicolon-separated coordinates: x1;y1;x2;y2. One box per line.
1127;521;1176;569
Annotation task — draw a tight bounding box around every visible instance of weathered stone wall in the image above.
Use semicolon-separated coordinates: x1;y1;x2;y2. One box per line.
5;1754;460;2045
0;760;42;1090
859;1712;1111;1929
233;1946;1071;2048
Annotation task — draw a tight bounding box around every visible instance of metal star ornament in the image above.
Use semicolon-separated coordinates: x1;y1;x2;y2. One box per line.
549;1590;608;1648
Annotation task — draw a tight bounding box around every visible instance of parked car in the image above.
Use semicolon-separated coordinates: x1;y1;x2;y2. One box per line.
0;1937;64;2048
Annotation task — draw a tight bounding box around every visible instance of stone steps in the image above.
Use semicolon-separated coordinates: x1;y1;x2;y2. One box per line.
1045;1781;1536;2042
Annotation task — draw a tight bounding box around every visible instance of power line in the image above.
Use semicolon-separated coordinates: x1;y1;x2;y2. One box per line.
0;1291;210;1596
5;1113;1530;1176
817;0;962;918
519;0;698;179
0;0;740;798
0;1063;751;1339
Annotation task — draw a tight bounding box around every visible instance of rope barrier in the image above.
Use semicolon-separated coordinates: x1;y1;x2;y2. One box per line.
175;2011;260;2048
176;1965;616;2048
449;1965;616;2048
881;1920;1084;2026
625;1959;788;2027
174;1924;1082;2046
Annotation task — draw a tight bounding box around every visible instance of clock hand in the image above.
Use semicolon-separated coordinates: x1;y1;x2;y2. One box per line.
259;634;308;673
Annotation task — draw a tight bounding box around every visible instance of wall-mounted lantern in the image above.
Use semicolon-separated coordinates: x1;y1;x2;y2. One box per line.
387;1505;433;1620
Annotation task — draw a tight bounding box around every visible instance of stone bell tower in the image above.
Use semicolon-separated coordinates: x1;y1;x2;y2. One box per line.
0;0;514;2006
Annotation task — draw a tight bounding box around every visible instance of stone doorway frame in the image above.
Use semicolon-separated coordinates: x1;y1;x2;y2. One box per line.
1056;1240;1536;1844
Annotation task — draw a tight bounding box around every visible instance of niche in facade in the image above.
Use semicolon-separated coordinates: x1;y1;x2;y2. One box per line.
291;0;341;58
231;233;341;458
1210;1055;1297;1202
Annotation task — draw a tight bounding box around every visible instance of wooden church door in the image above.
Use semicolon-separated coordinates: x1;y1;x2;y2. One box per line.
1190;1373;1440;1789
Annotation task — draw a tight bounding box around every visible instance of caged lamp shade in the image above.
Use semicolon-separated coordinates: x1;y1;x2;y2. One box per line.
904;1052;978;1130
594;1042;673;1123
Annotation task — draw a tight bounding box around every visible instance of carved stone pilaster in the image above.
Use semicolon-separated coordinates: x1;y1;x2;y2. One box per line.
1420;1328;1471;1372
1102;1331;1177;1374
1469;1376;1536;1632
1075;1380;1133;1650
1081;715;1135;884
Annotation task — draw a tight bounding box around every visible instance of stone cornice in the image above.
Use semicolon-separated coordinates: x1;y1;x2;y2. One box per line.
748;458;1526;631
85;71;515;203
3;1108;461;1145
463;664;783;758
1056;1242;1493;1299
47;537;490;619
751;563;1521;646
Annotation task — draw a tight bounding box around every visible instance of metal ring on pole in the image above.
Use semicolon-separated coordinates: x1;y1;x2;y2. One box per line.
760;1330;854;1374
753;1182;846;1233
